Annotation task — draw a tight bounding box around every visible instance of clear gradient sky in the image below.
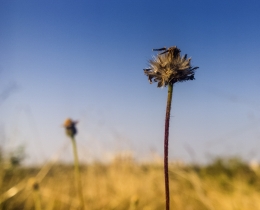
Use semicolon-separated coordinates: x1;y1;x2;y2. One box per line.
1;1;260;164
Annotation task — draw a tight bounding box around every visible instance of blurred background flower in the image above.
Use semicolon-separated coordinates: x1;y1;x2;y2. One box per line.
63;118;78;138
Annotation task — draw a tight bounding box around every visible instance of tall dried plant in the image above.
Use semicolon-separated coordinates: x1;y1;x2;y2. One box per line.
144;46;198;210
64;118;85;210
29;178;42;210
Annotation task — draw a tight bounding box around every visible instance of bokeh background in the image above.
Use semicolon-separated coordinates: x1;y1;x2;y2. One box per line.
1;0;260;165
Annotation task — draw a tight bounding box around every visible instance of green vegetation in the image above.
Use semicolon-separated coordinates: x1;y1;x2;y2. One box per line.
1;157;260;210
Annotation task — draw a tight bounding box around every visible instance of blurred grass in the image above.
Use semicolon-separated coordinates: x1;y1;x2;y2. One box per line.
1;156;260;210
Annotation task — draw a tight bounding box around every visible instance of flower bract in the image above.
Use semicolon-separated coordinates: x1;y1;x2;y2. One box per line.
144;46;198;87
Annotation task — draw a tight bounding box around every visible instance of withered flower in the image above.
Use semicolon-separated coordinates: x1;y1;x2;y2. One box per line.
144;46;198;87
63;118;78;138
143;46;198;210
63;118;85;209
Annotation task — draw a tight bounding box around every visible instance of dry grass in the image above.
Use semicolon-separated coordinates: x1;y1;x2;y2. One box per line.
1;157;260;210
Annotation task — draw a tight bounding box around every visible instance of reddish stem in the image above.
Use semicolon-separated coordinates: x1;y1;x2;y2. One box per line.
164;83;173;210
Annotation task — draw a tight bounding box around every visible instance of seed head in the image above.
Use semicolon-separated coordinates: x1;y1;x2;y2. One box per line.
144;46;199;87
63;118;78;138
28;178;40;191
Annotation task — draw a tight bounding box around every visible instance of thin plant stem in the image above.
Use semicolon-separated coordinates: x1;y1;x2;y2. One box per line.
31;180;41;210
32;189;41;210
71;136;85;210
0;168;4;210
164;82;173;210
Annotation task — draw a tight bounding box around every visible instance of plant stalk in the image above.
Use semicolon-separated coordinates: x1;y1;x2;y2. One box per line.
30;180;41;210
71;137;85;210
164;83;173;210
32;189;41;210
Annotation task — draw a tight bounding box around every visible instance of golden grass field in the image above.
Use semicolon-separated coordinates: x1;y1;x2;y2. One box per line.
1;157;260;210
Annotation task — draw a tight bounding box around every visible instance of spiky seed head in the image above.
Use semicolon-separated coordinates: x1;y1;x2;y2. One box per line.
144;46;199;87
63;118;78;138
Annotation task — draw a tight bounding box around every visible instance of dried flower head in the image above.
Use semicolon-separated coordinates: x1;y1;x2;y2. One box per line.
144;46;199;87
63;118;78;138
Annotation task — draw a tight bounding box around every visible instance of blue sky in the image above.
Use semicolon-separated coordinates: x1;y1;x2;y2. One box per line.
1;1;260;164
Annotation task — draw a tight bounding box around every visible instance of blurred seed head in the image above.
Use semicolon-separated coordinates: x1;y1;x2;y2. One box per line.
63;118;78;138
28;178;40;191
144;46;199;87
